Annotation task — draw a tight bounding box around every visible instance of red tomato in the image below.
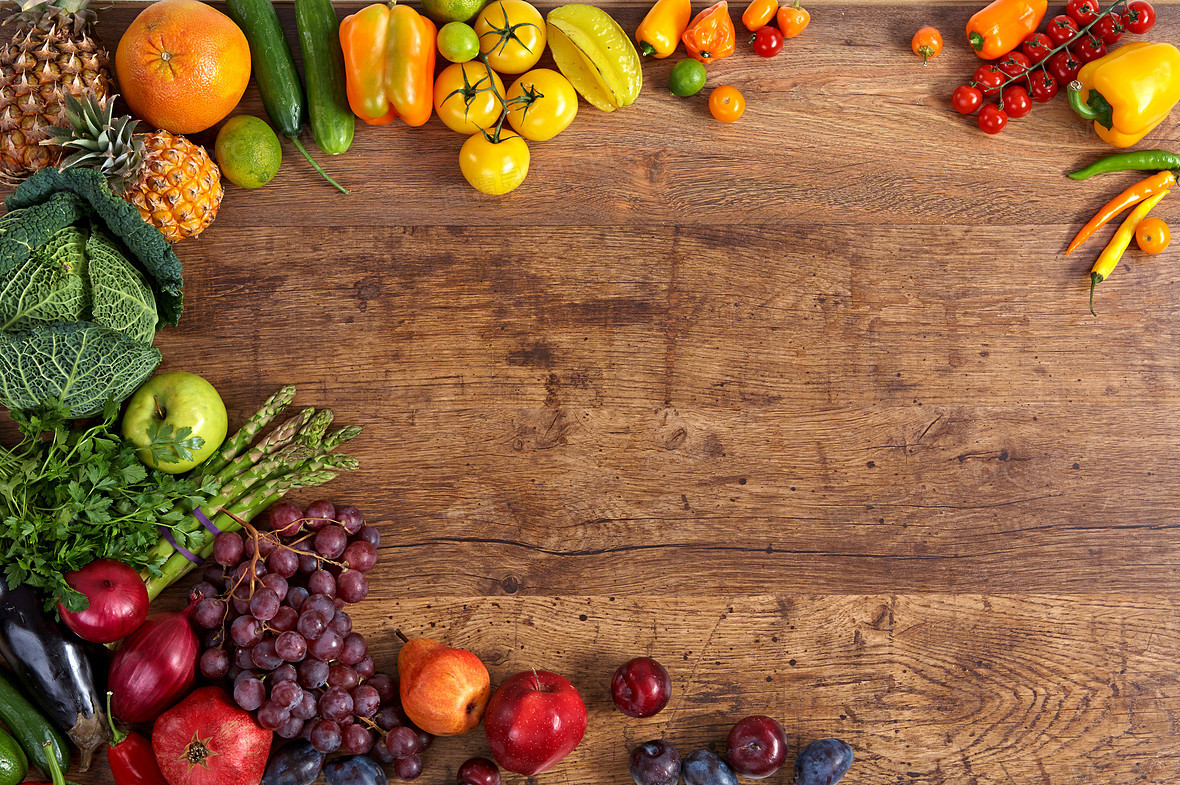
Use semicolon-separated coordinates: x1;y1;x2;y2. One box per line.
1001;85;1032;118
1066;0;1100;25
977;104;1007;134
1046;14;1080;46
1029;71;1058;102
1021;32;1053;64
1072;33;1107;63
997;51;1031;88
1122;0;1155;34
1047;50;1082;85
973;64;1006;98
751;25;783;57
952;84;983;114
1092;11;1124;44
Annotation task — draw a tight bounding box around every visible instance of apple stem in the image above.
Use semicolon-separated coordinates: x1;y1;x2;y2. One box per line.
395;629;409;643
153;395;166;420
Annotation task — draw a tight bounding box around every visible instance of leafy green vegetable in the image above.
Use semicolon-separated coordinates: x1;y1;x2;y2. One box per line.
0;399;218;611
86;226;156;345
143;422;205;467
0;192;87;283
0;322;161;417
6;168;183;326
0;226;89;331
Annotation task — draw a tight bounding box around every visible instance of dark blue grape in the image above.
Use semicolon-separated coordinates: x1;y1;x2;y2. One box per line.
629;740;681;785
323;754;389;785
682;750;738;785
793;739;853;785
260;739;324;785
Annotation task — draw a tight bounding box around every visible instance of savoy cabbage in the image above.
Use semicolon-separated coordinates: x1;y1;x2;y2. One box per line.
0;225;89;331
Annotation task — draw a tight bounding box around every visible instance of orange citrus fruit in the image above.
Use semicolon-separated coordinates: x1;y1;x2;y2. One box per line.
115;0;251;134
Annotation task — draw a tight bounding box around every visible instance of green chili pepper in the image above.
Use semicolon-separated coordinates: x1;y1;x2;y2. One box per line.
1069;149;1180;180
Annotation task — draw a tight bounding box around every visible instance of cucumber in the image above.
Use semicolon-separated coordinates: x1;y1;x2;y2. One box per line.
225;0;304;137
294;0;354;156
0;672;68;779
0;728;27;785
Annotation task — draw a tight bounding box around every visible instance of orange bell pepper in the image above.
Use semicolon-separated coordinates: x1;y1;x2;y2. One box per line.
682;0;735;64
966;0;1047;60
635;0;692;58
340;3;396;125
385;3;436;127
741;0;778;31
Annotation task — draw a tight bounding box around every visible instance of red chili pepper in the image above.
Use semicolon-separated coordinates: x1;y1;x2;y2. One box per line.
106;692;168;785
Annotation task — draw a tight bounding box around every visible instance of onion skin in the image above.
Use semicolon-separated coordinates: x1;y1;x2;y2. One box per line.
58;560;148;645
108;602;198;724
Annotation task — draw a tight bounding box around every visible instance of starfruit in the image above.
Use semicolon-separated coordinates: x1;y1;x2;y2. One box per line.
546;4;642;111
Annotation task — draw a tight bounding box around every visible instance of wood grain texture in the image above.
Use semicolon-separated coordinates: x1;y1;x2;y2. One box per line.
5;1;1180;783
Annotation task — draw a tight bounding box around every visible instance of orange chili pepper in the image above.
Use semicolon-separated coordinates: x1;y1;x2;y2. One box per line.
384;3;437;127
965;0;1047;60
1067;169;1176;255
340;3;396;125
682;0;736;64
636;0;692;57
741;0;778;31
776;0;809;38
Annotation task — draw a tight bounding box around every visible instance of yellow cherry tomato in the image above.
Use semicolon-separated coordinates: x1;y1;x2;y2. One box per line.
460;130;530;194
708;85;745;122
1135;216;1171;254
505;68;578;141
434;61;506;135
474;0;546;74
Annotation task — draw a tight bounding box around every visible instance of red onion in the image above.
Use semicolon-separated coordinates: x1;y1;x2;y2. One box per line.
108;596;199;724
57;559;149;644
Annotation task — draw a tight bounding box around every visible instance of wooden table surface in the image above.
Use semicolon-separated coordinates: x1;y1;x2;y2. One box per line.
8;0;1180;783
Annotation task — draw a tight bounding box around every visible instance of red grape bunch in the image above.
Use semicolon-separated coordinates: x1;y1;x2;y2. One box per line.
190;500;433;779
950;0;1156;134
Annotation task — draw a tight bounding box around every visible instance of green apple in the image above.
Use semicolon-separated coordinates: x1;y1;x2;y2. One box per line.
122;371;228;474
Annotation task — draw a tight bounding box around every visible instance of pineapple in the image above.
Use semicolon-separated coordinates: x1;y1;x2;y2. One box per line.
0;0;111;183
46;92;223;242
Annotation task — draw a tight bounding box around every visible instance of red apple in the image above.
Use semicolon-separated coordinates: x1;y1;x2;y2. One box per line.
57;559;148;644
484;670;588;775
398;637;490;736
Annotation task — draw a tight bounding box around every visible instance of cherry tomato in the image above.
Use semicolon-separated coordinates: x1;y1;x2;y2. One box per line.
1021;32;1053;65
459;130;530;194
952;84;983;114
1029;71;1058;103
977;104;1007;134
505;68;578;141
1001;85;1032;118
1046;14;1080;47
1135;216;1170;254
1066;0;1100;25
973;64;1006;98
474;0;546;75
911;26;942;64
998;51;1031;88
751;25;784;57
1092;11;1124;44
708;85;746;122
1122;0;1156;34
1047;50;1082;85
1071;33;1107;63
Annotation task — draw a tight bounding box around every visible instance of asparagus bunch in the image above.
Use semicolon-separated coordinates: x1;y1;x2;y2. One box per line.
143;387;361;601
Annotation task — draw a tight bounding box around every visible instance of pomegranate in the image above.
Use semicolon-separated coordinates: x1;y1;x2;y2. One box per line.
152;686;271;785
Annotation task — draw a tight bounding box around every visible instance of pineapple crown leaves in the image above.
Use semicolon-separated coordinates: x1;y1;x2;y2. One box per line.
42;91;144;192
6;0;97;35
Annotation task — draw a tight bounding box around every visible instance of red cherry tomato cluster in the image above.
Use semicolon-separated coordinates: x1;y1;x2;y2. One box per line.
949;0;1155;134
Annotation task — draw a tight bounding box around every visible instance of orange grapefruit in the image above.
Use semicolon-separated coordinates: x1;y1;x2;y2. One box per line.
115;0;251;134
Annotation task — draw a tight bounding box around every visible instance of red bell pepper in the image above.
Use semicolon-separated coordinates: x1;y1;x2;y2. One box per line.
106;692;168;785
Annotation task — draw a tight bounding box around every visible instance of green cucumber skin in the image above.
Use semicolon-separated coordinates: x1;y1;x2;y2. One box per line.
225;0;305;138
295;0;354;155
0;727;27;785
0;673;67;779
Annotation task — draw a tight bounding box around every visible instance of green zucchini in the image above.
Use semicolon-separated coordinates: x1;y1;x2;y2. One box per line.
0;728;28;785
0;672;68;779
295;0;354;156
225;0;304;137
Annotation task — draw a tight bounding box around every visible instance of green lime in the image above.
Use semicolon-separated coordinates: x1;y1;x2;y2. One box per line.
422;0;488;24
669;58;707;97
437;22;480;63
215;115;282;190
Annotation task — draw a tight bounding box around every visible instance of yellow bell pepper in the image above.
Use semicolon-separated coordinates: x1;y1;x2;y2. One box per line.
635;0;691;58
1068;42;1180;148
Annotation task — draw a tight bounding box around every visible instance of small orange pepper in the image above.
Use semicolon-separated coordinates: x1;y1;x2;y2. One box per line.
965;0;1047;60
635;0;692;58
776;0;810;39
741;0;778;31
682;0;736;64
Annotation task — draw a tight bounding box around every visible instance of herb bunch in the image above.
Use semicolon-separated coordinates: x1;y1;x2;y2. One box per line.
0;398;216;611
